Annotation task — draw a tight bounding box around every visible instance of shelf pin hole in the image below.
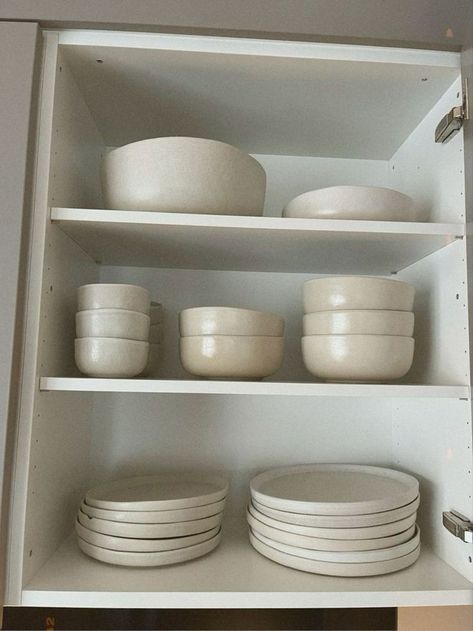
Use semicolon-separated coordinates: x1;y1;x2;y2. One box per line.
96;59;104;64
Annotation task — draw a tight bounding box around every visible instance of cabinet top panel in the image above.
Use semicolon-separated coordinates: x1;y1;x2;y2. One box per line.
56;31;460;160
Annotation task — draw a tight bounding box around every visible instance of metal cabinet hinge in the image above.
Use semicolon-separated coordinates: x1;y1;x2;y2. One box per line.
435;78;470;143
443;510;473;543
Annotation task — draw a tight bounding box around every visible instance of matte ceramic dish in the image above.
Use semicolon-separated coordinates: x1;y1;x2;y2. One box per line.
78;284;151;314
76;309;151;341
249;530;420;576
251;524;420;563
77;509;223;538
74;338;149;378
302;334;414;382
246;507;416;552
303;277;415;313
179;307;285;337
80;498;225;523
102;137;266;215
141;343;160;377
180;335;284;379
75;519;220;552
247;502;416;539
303;310;414;337
252;495;420;528
250;464;419;516
283;186;415;221
78;528;222;566
86;474;229;511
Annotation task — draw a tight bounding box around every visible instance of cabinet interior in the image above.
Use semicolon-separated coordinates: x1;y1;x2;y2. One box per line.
7;30;473;609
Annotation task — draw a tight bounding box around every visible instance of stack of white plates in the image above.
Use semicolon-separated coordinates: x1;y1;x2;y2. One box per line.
76;474;228;566
248;464;420;576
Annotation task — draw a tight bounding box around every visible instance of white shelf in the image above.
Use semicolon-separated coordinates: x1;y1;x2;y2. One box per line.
22;522;473;608
51;207;464;274
39;378;469;399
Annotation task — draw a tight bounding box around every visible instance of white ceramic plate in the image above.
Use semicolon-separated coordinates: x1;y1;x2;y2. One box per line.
247;508;416;552
78;529;222;566
251;524;420;563
80;498;226;524
250;465;418;515
248;502;416;539
251;496;420;528
86;474;229;511
77;508;222;538
249;530;420;576
75;519;220;552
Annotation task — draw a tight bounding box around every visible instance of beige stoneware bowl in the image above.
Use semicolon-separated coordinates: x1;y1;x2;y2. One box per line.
303;310;414;336
283;186;415;221
76;309;151;341
180;335;284;379
302;335;414;382
180;307;285;337
75;337;149;378
303;277;415;313
102;137;266;215
78;284;151;315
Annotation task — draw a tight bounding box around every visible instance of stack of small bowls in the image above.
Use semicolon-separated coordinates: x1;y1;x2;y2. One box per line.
75;283;151;378
179;307;285;380
142;302;163;378
76;473;228;567
301;276;415;382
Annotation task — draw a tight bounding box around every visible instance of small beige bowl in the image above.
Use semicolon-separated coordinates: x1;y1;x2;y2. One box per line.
141;343;161;378
283;186;415;221
180;335;284;379
180;307;284;337
303;277;415;314
78;284;151;315
302;335;414;382
303;310;414;336
102;137;266;215
76;309;151;341
75;338;149;378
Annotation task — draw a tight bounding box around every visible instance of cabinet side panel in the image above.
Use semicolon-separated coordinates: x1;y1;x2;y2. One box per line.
392;398;473;582
389;77;464;224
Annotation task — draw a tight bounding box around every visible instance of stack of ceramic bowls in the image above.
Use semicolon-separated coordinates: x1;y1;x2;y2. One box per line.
178;307;285;379
248;464;420;576
102;137;266;216
301;276;415;382
142;302;163;378
75;284;151;378
283;186;416;221
76;473;228;567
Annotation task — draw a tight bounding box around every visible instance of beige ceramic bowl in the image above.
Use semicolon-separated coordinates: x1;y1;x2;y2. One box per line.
180;307;284;337
78;284;151;315
76;309;151;341
303;310;414;336
302;335;414;382
180;335;284;379
102;137;266;215
283;186;415;221
141;343;161;378
303;277;415;314
75;338;149;378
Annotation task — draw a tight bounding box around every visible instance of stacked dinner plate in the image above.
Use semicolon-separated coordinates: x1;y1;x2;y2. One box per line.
76;473;228;566
248;464;420;576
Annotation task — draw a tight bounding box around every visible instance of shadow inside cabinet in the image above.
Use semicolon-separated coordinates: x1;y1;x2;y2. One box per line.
2;607;396;630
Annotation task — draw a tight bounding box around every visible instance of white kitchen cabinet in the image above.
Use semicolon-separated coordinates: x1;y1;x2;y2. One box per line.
3;27;473;612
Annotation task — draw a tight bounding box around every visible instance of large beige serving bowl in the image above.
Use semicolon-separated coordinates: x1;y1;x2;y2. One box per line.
76;309;151;341
75;338;149;378
180;335;284;379
303;310;414;336
302;335;414;382
283;186;415;221
78;284;151;315
102;137;266;215
180;307;284;337
303;277;415;313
